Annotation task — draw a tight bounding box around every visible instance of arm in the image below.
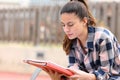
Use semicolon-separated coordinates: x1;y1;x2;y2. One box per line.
92;38;120;80
68;49;96;80
43;69;63;80
68;38;120;80
68;68;96;80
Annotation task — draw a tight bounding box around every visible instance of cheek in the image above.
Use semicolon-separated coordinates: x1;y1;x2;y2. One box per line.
72;28;80;36
73;26;83;35
74;25;81;31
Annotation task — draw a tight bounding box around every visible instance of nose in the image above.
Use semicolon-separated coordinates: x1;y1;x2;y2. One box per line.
63;26;70;32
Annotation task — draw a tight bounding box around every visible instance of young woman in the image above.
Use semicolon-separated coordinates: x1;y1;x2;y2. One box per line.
45;0;120;80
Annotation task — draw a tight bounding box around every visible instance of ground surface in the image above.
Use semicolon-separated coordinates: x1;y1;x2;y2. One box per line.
0;71;50;80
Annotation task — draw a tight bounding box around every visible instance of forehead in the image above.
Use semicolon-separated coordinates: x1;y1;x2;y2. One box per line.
60;13;79;22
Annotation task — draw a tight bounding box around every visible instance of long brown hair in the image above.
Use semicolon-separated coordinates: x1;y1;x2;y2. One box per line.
61;0;96;55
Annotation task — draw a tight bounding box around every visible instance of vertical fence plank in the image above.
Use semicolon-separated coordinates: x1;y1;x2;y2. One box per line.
0;10;4;40
34;8;40;45
116;3;120;42
0;2;119;44
89;2;119;39
106;2;117;35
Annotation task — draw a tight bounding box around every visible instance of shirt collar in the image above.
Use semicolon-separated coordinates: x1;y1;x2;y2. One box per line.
86;26;95;49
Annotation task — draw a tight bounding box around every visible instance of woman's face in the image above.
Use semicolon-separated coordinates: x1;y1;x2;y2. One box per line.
60;13;86;40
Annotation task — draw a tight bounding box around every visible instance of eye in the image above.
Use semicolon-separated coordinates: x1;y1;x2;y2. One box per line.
67;22;74;27
60;22;65;27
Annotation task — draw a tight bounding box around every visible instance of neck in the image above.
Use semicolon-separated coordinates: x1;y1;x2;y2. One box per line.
78;26;88;46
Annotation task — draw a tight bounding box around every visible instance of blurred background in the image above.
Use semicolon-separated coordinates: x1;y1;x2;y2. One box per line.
0;0;120;80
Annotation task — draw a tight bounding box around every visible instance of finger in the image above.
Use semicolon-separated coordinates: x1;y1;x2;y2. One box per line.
67;68;85;74
54;71;59;77
43;68;54;76
70;74;80;78
61;75;68;80
42;68;48;72
66;68;77;73
48;69;55;75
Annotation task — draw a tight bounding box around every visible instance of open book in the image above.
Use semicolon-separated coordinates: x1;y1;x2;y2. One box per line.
23;59;74;76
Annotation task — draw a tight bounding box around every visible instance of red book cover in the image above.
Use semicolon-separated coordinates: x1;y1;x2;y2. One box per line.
23;59;74;76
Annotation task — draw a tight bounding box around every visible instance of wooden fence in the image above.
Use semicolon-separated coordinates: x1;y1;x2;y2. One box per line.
89;2;120;42
0;8;35;42
0;6;63;45
0;2;120;44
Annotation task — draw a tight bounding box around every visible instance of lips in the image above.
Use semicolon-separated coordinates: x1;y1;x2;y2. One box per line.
67;33;73;37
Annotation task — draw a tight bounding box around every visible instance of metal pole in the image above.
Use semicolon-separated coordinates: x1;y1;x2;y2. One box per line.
30;68;41;80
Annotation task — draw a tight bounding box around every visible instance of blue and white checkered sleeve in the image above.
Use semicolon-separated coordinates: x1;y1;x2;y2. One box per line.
93;38;119;80
68;49;76;68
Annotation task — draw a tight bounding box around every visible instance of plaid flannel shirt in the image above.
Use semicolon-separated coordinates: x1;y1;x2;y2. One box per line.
68;26;120;80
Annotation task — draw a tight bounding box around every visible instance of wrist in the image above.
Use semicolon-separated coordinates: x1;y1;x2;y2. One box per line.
87;73;96;80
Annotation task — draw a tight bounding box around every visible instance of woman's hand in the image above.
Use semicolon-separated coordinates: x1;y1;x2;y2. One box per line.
67;69;96;80
43;68;68;80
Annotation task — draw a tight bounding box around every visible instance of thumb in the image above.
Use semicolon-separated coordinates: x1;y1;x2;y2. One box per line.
66;68;78;74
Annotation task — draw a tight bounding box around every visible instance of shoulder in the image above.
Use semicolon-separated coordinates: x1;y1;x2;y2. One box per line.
88;26;112;35
88;26;117;45
95;27;112;35
94;27;115;40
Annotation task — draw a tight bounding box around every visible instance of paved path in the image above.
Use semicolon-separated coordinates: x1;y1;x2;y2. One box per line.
0;71;50;80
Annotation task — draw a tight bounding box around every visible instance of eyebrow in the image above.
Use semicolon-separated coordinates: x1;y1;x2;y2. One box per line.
67;22;73;24
60;22;65;25
60;21;73;25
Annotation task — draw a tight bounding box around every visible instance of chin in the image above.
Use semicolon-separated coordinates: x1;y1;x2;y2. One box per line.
68;37;76;40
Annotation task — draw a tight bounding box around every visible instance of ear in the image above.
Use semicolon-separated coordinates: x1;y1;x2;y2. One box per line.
82;17;88;25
